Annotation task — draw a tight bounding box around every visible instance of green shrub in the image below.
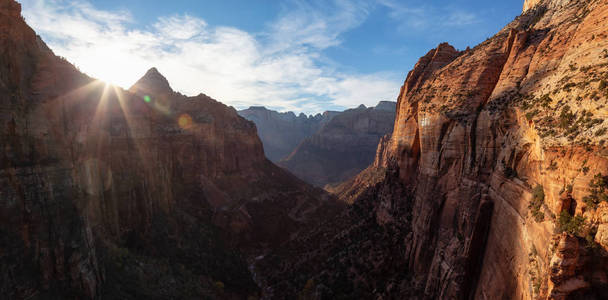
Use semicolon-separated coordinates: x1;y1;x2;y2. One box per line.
557;211;586;236
539;94;552;108
582;166;590;175
559;106;575;129
529;185;545;222
526;109;540;121
583;173;608;209
547;161;558;171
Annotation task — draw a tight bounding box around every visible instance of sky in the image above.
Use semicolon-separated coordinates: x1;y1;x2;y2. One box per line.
20;0;523;115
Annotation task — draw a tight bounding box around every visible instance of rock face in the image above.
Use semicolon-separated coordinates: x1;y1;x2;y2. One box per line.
0;1;341;298
280;101;396;187
257;0;608;299
238;107;338;162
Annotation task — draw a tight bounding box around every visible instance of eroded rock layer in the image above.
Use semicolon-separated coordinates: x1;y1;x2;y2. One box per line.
257;0;608;298
0;1;341;298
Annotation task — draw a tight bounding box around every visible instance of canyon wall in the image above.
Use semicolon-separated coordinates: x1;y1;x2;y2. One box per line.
0;1;341;298
258;0;608;298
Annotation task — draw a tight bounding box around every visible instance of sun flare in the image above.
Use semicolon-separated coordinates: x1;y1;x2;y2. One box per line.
79;57;142;88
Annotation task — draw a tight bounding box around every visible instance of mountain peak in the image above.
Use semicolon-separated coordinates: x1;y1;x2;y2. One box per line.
375;101;397;112
129;67;173;95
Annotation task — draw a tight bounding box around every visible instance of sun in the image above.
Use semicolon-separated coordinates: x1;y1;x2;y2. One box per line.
78;57;139;88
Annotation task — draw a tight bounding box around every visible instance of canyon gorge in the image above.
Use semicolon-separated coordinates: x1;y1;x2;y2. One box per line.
256;0;608;298
240;102;396;188
2;0;608;299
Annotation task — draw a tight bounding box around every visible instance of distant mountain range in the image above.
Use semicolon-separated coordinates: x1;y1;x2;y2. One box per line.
238;107;340;162
239;101;396;187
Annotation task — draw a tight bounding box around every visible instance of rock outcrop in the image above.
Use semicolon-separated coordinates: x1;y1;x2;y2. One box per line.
238;107;338;162
0;1;342;298
257;0;608;299
280;101;396;188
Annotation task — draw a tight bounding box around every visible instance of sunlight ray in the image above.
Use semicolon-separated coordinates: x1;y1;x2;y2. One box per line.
113;85;151;169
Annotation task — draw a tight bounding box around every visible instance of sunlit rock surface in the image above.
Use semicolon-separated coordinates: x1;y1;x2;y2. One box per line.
257;0;608;298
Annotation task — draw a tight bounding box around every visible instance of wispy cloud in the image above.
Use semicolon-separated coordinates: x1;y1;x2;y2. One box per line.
20;0;400;115
377;0;480;32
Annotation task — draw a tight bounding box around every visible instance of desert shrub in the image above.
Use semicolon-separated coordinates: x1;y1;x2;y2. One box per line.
566;184;573;193
547;161;558;171
526;109;540;121
529;185;545;222
583;173;608;209
559;106;575;129
557;211;586;236
563;82;577;92
539;94;552;108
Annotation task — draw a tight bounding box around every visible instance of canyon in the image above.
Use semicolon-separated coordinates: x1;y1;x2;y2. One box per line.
256;0;608;299
0;0;341;298
2;0;608;299
280;102;396;188
240;102;396;188
237;106;339;163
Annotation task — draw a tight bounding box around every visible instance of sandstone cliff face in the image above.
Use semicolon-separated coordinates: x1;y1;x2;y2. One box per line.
0;1;341;298
280;101;396;188
257;0;608;298
238;107;338;162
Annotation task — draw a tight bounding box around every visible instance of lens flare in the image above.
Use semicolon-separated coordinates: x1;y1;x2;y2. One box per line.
144;95;151;103
178;114;193;129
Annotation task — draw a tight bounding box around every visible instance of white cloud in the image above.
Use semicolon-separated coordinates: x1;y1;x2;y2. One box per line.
377;0;480;32
20;0;400;115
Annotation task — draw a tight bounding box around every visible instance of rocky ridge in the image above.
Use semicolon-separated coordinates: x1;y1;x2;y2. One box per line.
257;0;608;299
0;1;342;298
279;101;396;188
237;107;339;162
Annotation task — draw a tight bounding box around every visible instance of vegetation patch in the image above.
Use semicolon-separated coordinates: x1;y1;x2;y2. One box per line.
526;109;540;121
559;105;576;129
529;185;545;222
583;173;608;209
557;211;586;236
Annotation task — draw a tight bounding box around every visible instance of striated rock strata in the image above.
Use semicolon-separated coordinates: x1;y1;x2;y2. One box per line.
0;1;341;298
257;0;608;299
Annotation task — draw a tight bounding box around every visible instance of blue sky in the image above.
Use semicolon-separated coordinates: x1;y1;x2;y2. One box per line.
20;0;522;114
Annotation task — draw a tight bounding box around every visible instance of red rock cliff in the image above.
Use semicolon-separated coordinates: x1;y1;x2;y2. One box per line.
0;0;340;298
257;0;608;298
372;0;608;298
